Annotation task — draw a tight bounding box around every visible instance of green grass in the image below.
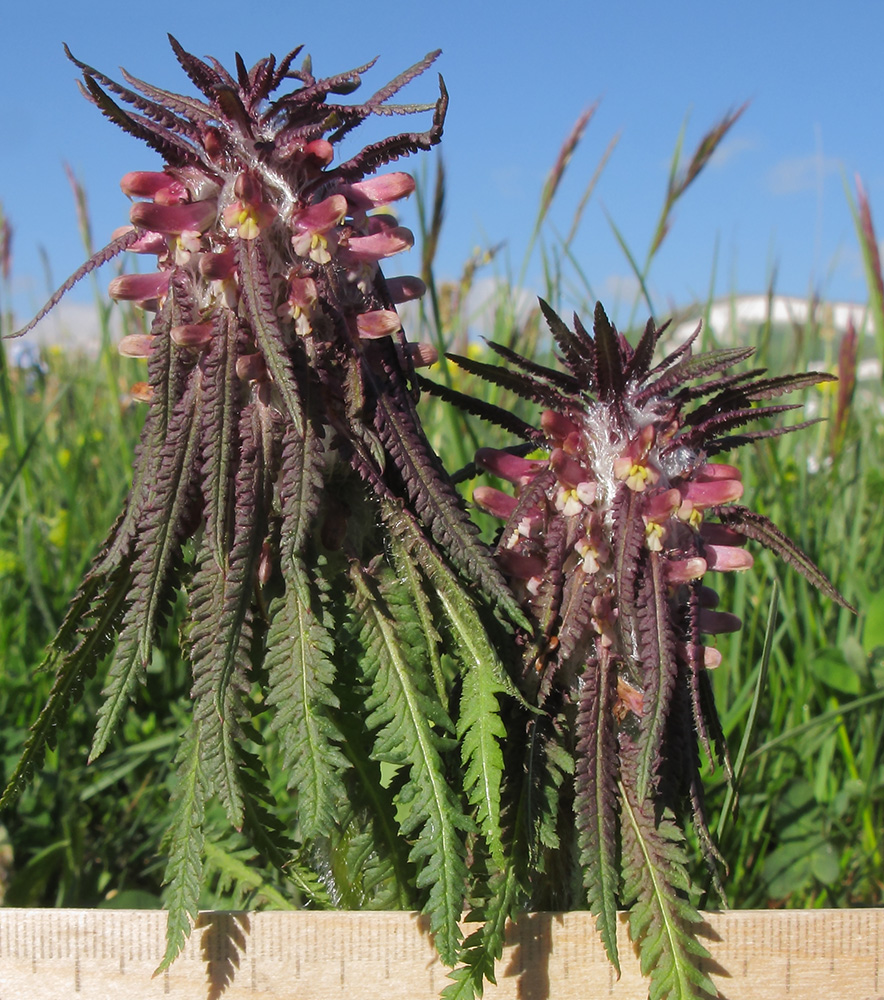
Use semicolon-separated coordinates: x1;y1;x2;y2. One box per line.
0;113;881;915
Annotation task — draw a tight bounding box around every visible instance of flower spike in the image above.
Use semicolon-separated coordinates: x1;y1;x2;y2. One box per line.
5;38;521;982
436;298;849;987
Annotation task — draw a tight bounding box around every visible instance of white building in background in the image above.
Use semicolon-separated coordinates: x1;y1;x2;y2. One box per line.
671;293;873;345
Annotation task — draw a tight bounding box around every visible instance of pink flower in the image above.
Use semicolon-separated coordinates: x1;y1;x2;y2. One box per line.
120;170;189;205
130;199;217;236
221;173;278;240
340;227;414;264
291;195;347;263
170;324;213;348
475;448;545;486
108;272;170;304
355;309;402;339
343;172;415;211
118;334;156;358
473;486;518;520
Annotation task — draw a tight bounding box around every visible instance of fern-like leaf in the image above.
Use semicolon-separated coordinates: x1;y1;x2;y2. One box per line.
0;565;131;807
710;505;854;610
443;862;523;1000
236;238;305;434
375;394;527;628
619;773;717;1000
188;403;264;828
383;498;523;865
265;421;349;840
350;560;470;967
574;652;621;972
634;552;681;801
91;371;203;760
157;719;211;974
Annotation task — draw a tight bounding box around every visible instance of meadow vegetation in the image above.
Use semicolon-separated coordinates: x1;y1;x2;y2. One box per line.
0;95;881;986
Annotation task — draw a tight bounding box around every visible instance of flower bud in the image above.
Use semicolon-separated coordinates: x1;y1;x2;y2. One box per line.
703;544;754;571
118;334;156;358
407;343;438;368
679;478;743;510
386;275;427;303
342;227;413;263
112;225;167;255
665;557;707;583
130;199;217;235
550;448;590;489
108;272;170;303
473;486;518;520
120;170;188;204
344;172;415;210
236;353;269;382
129;381;153;402
541;409;580;443
698;609;742;635
199;248;237;280
356;309;402;339
476;448;545;485
170;324;214;348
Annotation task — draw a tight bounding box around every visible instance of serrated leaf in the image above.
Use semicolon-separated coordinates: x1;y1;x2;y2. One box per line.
350;560;470;967
91;376;203;760
236;237;305;434
382;498;528;866
710;505;854;611
156;720;210;975
0;566;131;808
375;395;528;629
443;863;522;1000
265;567;349;840
575;652;621;972
188;403;265;828
265;420;348;841
635;551;680;801
620;777;717;1000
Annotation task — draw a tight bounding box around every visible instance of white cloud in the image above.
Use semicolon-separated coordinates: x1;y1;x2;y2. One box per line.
709;134;758;169
766;153;842;195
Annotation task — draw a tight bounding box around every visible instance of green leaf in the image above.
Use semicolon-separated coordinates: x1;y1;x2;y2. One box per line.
0;565;131;807
808;647;861;696
203;841;296;910
383;499;513;866
862;588;884;653
443;863;522;1000
620;779;717;1000
156;720;210;974
350;560;470;967
265;421;349;841
265;564;349;841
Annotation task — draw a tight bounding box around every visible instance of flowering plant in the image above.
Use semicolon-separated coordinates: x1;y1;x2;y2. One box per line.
5;37;521;974
427;301;851;997
1;37;849;1000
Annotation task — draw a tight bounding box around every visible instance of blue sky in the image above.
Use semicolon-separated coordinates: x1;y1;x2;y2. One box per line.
1;0;882;330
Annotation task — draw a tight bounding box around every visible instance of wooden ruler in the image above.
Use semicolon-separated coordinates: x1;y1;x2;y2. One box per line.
0;908;881;999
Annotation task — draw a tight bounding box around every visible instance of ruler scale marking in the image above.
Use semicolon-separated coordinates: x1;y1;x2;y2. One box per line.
0;909;881;999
